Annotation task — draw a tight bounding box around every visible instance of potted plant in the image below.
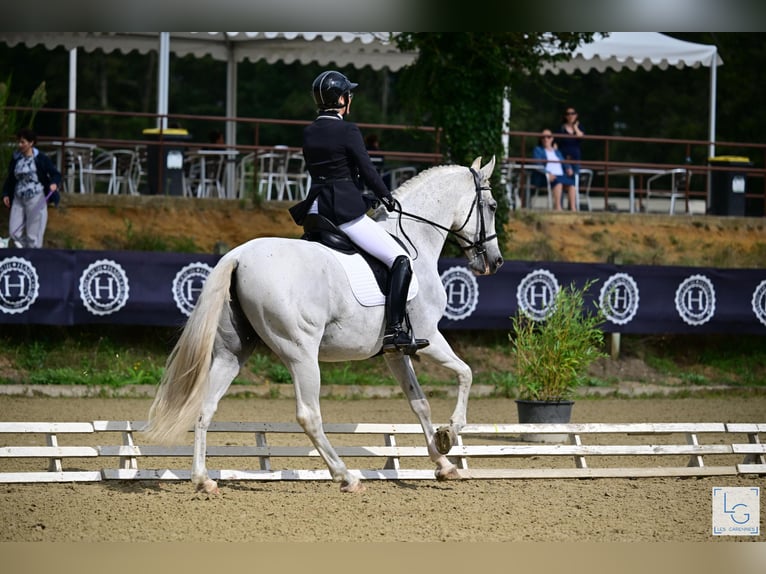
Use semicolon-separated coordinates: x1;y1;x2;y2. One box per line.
510;280;606;442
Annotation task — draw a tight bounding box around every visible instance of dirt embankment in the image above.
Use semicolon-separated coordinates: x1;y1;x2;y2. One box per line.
19;193;765;268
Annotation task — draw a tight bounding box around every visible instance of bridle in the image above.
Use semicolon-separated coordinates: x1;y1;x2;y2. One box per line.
391;167;497;261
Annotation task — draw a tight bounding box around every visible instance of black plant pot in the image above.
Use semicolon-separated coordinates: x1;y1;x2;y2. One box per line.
515;399;574;443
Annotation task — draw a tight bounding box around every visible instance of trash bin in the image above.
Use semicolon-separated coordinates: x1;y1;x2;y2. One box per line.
142;127;190;195
708;156;751;216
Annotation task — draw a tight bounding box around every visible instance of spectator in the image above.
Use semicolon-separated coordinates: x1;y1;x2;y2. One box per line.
532;129;576;211
2;128;61;248
555;106;585;179
207;129;224;147
365;133;385;172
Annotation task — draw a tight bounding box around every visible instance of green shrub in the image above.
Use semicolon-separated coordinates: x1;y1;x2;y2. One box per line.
510;281;606;401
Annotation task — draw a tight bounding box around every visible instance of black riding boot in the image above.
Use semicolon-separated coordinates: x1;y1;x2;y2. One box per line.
382;256;430;355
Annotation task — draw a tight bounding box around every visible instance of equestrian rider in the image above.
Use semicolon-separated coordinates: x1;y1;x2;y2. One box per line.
289;70;429;355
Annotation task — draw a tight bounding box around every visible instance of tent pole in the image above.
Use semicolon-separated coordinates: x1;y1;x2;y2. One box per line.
225;46;238;197
157;32;170;131
68;48;77;140
709;50;717;159
707;49;718;209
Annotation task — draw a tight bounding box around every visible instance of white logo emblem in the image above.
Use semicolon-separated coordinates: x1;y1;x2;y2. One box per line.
712;487;760;536
752;280;766;327
675;274;716;326
79;259;130;316
440;266;479;321
0;256;40;314
599;273;639;325
172;262;212;316
517;269;560;321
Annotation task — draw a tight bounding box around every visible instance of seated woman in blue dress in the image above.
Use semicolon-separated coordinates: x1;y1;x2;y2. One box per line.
531;129;577;211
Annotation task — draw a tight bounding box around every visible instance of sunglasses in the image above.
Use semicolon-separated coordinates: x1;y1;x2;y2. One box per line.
565;111;577;115
542;135;553;139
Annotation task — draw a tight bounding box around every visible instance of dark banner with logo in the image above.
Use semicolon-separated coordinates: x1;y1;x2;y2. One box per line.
1;249;765;334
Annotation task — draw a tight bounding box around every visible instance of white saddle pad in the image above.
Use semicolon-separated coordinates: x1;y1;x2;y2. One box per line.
328;249;419;307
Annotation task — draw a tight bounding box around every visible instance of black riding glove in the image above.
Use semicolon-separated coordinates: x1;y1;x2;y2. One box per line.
381;195;397;212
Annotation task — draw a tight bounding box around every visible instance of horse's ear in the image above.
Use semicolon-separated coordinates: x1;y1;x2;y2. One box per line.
481;155;496;179
470;157;482;171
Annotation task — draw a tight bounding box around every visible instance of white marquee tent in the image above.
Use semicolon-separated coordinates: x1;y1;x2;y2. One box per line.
540;32;723;157
0;32;415;190
3;32;723;155
0;32;415;137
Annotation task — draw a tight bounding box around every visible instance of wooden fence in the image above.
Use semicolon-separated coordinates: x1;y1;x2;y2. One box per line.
1;421;764;484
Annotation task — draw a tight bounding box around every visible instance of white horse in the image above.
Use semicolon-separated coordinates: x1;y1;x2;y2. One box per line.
145;156;503;493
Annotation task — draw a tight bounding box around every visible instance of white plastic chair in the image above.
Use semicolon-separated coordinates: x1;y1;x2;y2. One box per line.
575;168;594;211
522;164;552;210
382;166;417;190
283;152;310;200
109;149;139;195
256;150;288;200
646;168;691;214
184;152;225;198
71;148;117;194
236;152;255;199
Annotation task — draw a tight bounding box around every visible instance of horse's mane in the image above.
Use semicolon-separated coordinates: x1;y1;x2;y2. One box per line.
391;163;466;202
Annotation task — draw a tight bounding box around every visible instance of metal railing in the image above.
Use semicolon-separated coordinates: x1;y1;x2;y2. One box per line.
4;105;766;215
506;130;766;216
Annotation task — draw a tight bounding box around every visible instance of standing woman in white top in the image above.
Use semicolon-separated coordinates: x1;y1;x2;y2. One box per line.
532;129;577;211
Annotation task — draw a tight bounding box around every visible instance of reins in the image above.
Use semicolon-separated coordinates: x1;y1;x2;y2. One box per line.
390;167;496;259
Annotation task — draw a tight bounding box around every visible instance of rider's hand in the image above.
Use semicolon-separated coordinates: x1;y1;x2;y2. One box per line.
381;196;397;212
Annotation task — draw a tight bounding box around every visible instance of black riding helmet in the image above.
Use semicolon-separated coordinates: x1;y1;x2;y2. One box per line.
312;70;358;110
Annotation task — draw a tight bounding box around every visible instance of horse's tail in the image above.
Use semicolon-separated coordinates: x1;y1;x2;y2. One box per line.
144;255;239;444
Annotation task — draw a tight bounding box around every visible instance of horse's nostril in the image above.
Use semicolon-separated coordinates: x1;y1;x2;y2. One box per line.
495;256;504;269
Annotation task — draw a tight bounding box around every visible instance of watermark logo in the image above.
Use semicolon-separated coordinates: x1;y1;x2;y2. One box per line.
675;274;716;326
172;262;212;316
516;269;560;321
441;266;479;321
0;256;39;314
712;487;760;536
79;259;130;316
599;272;639;325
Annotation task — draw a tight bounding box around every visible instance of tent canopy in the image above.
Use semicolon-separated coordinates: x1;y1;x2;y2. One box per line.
0;32;415;70
541;32;723;156
541;32;721;74
0;31;415;191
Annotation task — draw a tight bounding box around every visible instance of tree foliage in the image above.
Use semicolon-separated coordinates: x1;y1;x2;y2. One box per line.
0;75;47;182
394;33;596;250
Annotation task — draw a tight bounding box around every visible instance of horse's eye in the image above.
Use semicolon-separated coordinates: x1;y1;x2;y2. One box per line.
488;203;497;212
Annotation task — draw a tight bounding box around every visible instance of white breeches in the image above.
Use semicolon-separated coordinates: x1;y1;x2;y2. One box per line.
339;214;409;269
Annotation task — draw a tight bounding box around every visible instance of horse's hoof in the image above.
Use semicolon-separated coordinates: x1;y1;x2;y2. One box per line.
435;466;461;481
196;479;219;494
434;425;455;455
340;480;366;493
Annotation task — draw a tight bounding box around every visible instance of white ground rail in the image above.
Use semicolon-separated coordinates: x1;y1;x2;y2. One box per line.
1;421;764;483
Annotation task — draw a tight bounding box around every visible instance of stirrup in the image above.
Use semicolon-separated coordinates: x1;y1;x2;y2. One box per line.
382;329;430;356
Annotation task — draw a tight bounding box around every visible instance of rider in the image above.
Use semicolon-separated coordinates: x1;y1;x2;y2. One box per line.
289;70;428;355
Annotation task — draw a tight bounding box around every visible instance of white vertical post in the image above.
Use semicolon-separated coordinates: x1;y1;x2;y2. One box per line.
707;50;718;209
708;51;717;160
502;87;511;160
67;48;77;140
157;32;170;131
225;48;238;197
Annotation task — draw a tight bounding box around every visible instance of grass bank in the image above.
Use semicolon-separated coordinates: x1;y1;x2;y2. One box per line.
1;326;764;395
